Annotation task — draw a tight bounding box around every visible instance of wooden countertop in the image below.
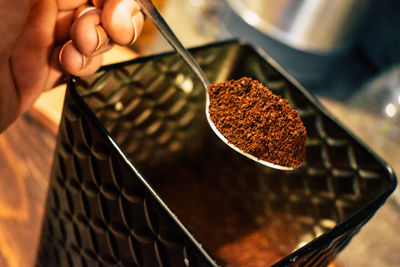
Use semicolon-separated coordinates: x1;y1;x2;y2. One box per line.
0;109;55;267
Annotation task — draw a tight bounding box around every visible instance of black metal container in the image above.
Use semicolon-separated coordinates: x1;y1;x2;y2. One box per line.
36;40;396;266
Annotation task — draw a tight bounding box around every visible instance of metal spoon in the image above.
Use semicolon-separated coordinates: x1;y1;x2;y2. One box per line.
136;0;294;171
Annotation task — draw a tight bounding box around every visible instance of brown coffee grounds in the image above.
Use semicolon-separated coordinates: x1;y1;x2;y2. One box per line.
208;77;307;168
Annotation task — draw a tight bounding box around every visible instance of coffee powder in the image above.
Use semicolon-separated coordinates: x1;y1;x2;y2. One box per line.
208;77;307;168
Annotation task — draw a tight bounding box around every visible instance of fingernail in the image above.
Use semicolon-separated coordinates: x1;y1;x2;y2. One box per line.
81;54;88;70
93;26;113;56
131;12;145;45
95;26;109;52
74;5;97;20
59;40;72;65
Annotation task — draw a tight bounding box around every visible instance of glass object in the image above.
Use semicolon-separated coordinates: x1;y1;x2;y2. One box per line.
347;64;400;204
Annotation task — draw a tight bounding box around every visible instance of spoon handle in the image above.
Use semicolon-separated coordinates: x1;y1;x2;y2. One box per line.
136;0;210;88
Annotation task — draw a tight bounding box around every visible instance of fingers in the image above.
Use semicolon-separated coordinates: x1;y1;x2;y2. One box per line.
59;40;103;76
101;0;145;45
59;0;145;77
60;5;112;76
57;0;88;11
55;10;74;42
91;0;105;8
70;7;112;56
46;45;65;90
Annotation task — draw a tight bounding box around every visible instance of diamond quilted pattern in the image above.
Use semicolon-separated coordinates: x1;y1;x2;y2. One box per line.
36;41;396;267
37;98;214;267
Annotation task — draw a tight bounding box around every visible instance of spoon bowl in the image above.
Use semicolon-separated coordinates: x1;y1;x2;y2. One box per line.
136;0;295;171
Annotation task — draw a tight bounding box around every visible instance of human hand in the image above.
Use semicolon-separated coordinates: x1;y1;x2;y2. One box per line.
0;0;145;132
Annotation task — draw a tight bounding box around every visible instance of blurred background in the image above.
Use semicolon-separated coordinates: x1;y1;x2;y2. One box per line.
1;0;399;266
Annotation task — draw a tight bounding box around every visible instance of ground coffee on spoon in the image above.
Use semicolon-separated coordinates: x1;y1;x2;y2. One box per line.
208;77;307;168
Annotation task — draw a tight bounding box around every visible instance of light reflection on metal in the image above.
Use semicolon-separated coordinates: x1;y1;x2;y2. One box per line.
385;103;396;118
226;0;373;53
